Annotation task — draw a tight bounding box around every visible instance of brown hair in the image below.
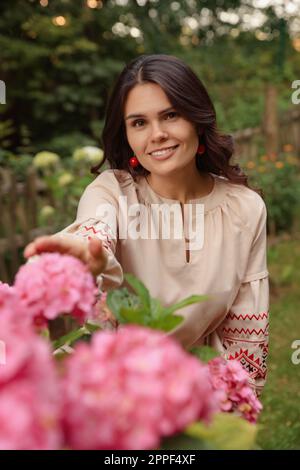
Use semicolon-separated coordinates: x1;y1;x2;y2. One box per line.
92;54;260;194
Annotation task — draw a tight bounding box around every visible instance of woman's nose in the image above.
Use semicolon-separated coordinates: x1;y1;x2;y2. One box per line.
150;122;168;141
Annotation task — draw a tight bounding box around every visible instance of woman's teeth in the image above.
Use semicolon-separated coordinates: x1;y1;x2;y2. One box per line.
150;145;178;157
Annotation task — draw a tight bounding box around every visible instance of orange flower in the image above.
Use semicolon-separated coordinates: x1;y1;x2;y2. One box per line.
260;155;268;162
269;152;277;162
275;161;284;169
283;144;294;153
246;161;256;169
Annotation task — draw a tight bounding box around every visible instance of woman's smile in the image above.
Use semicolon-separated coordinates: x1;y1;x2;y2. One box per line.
148;144;179;161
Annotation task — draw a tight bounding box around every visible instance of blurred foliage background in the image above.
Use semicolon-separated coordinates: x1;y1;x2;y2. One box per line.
1;0;300;450
1;0;300;155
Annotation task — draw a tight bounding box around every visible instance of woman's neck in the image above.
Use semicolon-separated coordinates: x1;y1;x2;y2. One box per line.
146;168;214;205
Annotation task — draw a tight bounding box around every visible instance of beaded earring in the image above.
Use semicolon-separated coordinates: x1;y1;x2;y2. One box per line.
197;144;206;155
129;155;139;168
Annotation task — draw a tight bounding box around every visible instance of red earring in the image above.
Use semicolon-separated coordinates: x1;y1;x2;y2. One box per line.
197;144;206;155
129;155;139;168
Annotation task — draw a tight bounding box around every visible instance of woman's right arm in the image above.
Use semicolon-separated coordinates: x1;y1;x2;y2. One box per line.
24;172;124;289
24;234;108;278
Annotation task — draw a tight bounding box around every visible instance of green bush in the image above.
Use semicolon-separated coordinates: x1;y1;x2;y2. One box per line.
245;149;300;235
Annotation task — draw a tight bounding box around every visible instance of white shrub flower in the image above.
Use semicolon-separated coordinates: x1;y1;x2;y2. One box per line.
33;151;60;169
73;146;104;164
58;172;74;187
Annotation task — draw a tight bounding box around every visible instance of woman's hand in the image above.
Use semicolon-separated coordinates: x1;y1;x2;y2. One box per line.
24;235;108;278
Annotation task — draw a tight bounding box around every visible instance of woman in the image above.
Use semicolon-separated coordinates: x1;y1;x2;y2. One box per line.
24;54;269;397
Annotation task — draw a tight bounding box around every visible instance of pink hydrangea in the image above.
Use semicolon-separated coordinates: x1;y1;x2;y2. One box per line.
0;282;20;317
208;357;263;423
91;291;119;330
61;325;218;450
14;253;97;327
0;314;62;449
0;282;31;330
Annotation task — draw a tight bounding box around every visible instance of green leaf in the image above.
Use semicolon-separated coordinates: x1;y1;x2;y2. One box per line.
106;288;139;323
52;326;89;350
124;273;151;312
149;314;184;332
185;413;257;450
107;287;152;325
149;297;164;319
106;275;207;331
188;345;221;363
85;322;102;333
164;295;209;315
119;306;146;325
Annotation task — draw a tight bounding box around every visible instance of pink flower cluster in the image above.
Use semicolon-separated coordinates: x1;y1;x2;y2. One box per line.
0;283;14;315
61;325;219;450
0;254;97;449
92;291;119;330
0;250;264;449
208;357;263;423
0;311;62;449
14;253;97;327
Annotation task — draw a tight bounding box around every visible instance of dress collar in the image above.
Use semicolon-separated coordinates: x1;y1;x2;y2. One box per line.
135;173;229;213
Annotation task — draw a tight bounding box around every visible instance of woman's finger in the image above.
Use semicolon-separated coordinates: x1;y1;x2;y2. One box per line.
24;235;86;262
24;242;36;258
23;236;54;258
87;238;108;276
88;237;103;258
23;235;107;277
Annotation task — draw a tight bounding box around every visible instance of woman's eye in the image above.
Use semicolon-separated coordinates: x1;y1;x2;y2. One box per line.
166;111;177;119
131;112;177;128
132;119;144;128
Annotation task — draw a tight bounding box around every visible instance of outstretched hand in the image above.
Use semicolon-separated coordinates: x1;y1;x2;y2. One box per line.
24;235;108;278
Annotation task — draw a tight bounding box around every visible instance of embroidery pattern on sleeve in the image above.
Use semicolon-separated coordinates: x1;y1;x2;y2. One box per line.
221;311;269;382
73;218;115;251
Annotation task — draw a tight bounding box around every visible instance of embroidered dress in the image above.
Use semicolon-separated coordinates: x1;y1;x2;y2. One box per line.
57;169;269;396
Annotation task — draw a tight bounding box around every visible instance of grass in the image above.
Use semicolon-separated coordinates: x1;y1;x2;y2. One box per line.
257;236;300;449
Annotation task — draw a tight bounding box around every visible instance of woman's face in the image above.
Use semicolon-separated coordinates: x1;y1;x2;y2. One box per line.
124;83;200;176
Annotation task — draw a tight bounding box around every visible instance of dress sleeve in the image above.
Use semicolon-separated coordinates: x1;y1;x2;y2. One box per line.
55;173;123;292
218;201;269;397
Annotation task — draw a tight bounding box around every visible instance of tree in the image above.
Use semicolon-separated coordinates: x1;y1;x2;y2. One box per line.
0;0;299;156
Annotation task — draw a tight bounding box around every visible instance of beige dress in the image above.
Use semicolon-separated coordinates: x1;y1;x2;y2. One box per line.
58;169;269;396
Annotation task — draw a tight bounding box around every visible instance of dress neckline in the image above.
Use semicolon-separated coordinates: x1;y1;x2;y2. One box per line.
137;173;229;213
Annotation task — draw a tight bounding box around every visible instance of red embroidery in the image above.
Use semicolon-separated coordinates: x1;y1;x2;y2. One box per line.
222;325;269;336
221;310;269;384
82;225;112;247
84;225;97;234
226;347;268;380
226;312;268;321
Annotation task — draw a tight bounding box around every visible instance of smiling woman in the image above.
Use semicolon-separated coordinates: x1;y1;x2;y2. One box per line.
123;81;215;203
25;54;269;398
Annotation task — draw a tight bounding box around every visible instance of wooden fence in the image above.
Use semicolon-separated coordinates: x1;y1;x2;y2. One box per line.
0;168;54;283
233;107;300;162
1;107;300;284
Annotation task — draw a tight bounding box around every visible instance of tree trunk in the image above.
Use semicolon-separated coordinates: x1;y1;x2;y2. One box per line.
263;84;279;157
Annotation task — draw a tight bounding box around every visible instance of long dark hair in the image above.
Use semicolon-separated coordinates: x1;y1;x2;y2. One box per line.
92;54;259;194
